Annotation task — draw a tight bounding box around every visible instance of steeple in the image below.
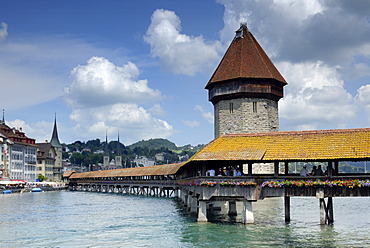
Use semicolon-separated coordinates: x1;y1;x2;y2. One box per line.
104;130;109;156
0;109;5;125
103;130;110;167
116;130;121;156
50;114;62;148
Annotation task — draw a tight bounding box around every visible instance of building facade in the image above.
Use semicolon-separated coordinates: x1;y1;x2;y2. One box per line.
36;143;56;179
0;117;37;181
0;132;13;180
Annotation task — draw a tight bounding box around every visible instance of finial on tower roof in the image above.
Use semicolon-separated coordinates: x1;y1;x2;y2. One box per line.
235;22;248;38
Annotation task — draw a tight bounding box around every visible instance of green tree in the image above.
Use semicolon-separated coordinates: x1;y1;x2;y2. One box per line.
37;174;45;182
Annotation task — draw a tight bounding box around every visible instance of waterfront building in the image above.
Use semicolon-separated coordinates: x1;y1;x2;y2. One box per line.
36;143;56;179
0;113;37;181
36;115;63;181
0;132;13;179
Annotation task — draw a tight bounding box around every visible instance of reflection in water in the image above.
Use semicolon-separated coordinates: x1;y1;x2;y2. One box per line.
0;192;369;247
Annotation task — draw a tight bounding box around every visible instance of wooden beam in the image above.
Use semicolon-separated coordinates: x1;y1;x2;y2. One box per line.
284;196;290;223
274;162;279;177
284;162;289;175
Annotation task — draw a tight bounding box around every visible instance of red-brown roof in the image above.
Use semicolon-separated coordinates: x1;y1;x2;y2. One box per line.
206;24;287;88
70;163;184;179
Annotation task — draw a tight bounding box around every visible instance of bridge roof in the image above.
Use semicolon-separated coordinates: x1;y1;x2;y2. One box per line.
69;163;184;179
188;128;370;162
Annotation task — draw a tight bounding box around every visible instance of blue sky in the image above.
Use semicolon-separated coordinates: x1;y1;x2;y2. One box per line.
1;0;370;146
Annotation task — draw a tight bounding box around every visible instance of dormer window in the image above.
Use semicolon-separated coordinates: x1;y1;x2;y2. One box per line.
235;29;243;38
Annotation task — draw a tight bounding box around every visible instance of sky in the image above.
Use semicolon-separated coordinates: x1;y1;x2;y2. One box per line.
1;0;370;146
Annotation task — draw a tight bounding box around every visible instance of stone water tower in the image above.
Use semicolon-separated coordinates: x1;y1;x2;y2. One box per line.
206;23;287;138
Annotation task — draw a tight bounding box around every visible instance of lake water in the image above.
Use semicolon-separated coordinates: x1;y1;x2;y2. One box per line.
0;191;369;247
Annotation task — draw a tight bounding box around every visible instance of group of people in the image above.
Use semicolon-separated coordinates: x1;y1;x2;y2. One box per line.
300;164;337;176
206;166;243;177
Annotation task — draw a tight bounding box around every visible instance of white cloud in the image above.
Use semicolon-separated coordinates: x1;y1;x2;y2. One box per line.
355;85;370;124
195;105;214;124
278;61;356;130
0;22;8;41
218;0;370;65
6;119;54;143
65;57;162;108
356;85;370;105
69;103;173;145
182;120;200;127
149;104;166;117
65;56;174;144
144;9;222;75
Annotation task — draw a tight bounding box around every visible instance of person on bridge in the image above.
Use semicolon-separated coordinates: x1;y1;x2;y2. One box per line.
310;166;317;176
300;165;309;176
316;165;325;176
206;169;216;176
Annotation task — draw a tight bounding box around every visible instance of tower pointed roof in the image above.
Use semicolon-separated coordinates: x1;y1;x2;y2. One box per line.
116;130;121;156
206;23;287;89
104;130;109;156
50;114;62;148
0;109;5;125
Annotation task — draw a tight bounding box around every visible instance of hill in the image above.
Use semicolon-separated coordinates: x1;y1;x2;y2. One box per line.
128;138;177;150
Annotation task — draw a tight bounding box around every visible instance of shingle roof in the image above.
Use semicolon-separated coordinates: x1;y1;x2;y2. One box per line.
188;128;370;162
206;24;287;88
37;143;54;159
70;163;184;179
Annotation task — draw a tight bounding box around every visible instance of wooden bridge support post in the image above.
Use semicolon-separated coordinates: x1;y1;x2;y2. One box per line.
242;199;254;224
319;198;326;225
318;190;334;225
197;200;208;222
284;196;290;223
327;197;334;224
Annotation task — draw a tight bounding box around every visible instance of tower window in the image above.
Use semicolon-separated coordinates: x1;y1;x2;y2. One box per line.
253;102;257;113
229;102;234;113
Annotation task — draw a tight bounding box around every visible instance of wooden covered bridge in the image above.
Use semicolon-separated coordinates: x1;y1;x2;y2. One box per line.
65;128;370;225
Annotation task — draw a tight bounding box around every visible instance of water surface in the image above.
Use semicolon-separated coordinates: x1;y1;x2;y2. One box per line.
0;191;369;247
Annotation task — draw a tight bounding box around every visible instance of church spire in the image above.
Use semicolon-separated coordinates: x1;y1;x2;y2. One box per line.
0;109;5;125
50;113;62;148
116;130;121;156
104;130;109;156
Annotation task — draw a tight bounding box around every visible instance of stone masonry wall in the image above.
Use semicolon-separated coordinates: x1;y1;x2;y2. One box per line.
214;98;279;174
214;98;279;137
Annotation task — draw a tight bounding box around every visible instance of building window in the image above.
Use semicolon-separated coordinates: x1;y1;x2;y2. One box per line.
253;102;257;113
229;102;234;113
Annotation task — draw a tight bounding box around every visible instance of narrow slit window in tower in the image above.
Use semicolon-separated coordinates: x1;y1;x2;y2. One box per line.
229;102;234;113
253;102;257;113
